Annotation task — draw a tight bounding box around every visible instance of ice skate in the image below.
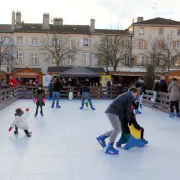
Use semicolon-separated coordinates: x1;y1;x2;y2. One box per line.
105;143;119;155
96;135;106;148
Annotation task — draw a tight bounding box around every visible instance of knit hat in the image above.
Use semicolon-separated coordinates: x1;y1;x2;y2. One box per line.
15;108;23;115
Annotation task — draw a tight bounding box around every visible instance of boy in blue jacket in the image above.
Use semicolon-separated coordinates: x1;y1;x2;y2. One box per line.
96;87;138;155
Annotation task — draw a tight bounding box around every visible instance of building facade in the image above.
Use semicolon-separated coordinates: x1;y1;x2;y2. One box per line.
0;11;132;74
128;17;180;67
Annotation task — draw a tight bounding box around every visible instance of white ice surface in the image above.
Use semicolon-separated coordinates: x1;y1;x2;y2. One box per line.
0;99;180;180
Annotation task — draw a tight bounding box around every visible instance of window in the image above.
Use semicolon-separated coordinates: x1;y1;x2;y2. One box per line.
141;40;145;49
125;40;129;48
70;39;75;47
3;38;10;45
17;51;24;64
177;29;180;36
3;52;10;64
140;55;145;65
125;55;130;66
83;39;89;47
67;53;75;65
139;27;144;35
17;37;23;46
83;53;89;66
176;42;180;49
32;37;38;46
30;52;38;65
159;28;164;35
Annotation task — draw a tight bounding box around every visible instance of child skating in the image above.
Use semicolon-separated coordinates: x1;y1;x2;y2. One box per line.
33;84;46;117
80;82;95;110
116;102;148;147
8;108;32;137
96;87;138;155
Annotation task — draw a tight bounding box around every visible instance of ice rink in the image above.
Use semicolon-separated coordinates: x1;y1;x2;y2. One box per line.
0;99;180;180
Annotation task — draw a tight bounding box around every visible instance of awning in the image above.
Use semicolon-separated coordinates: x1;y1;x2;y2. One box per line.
60;66;99;77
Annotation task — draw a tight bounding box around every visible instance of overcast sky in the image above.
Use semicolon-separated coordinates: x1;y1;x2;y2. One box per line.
0;0;179;29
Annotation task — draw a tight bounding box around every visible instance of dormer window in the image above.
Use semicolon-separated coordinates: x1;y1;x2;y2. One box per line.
159;28;164;35
139;27;144;35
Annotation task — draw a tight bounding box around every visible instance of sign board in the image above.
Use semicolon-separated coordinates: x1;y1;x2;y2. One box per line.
101;75;111;87
43;75;53;86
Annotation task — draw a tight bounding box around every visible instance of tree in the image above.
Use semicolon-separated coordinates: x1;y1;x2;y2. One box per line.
158;32;180;72
41;33;79;66
145;38;164;89
94;35;131;71
0;33;15;72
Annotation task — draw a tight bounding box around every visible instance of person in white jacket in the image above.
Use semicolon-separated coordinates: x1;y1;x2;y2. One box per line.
8;108;32;137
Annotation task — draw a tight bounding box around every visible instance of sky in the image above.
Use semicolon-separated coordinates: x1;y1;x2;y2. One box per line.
0;0;180;29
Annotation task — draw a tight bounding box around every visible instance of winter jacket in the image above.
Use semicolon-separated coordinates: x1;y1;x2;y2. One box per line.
152;80;160;91
168;81;180;101
122;103;141;134
10;112;29;130
80;85;90;95
53;81;64;92
105;91;135;122
34;89;45;106
135;79;146;95
9;78;17;87
159;80;168;93
48;83;54;91
107;80;113;87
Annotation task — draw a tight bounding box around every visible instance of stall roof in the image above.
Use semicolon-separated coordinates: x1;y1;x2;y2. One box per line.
12;68;42;72
60;66;100;77
48;66;105;73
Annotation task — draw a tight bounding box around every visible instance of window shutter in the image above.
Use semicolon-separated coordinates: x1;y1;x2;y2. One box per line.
145;56;149;64
137;55;141;65
28;37;32;46
173;41;176;49
145;41;148;49
138;40;141;49
80;39;83;47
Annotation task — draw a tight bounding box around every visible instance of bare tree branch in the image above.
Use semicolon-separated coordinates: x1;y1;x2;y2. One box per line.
40;33;79;66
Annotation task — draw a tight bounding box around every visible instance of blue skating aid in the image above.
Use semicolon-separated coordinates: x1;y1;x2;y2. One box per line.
124;135;145;150
91;107;95;110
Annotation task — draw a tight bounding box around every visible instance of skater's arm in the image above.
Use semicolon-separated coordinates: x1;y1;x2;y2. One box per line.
125;100;132;122
10;117;18;128
167;85;171;93
130;116;141;130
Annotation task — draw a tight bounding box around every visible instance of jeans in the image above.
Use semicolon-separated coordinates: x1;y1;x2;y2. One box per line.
139;93;144;105
36;105;43;114
152;91;157;103
81;92;93;108
170;101;179;113
52;91;60;105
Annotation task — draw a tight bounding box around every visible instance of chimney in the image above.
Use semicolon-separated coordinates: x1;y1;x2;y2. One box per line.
43;13;50;29
137;17;143;22
11;11;15;29
16;11;21;27
53;18;63;25
90;18;95;32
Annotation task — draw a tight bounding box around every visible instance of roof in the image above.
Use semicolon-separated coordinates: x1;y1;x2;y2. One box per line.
12;68;42;73
60;66;99;77
133;17;180;26
0;24;13;33
0;70;9;74
0;23;131;36
94;29;131;36
14;23;91;34
48;66;105;73
11;67;43;74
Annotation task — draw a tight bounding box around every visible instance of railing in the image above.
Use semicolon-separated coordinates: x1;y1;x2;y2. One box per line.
0;87;19;110
0;86;120;110
143;90;170;113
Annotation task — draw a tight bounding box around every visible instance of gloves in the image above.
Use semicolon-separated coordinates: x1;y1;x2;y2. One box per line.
9;127;12;132
33;98;37;103
42;98;46;103
26;108;29;112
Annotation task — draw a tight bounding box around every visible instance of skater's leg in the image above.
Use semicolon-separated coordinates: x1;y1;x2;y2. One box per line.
35;105;39;115
24;130;32;137
175;101;179;113
88;97;95;110
104;113;121;154
51;92;56;108
14;125;18;134
139;93;144;108
56;92;61;108
80;93;85;109
40;105;43;116
170;101;174;113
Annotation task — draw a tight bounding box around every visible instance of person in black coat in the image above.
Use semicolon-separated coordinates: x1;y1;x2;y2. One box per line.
51;77;64;108
96;87;138;155
159;76;168;93
80;82;95;110
135;77;146;112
